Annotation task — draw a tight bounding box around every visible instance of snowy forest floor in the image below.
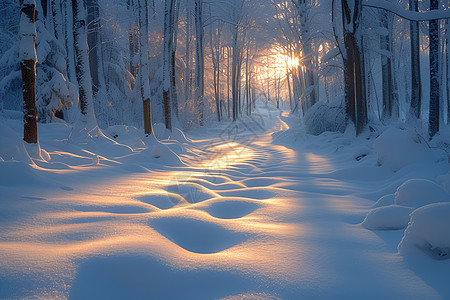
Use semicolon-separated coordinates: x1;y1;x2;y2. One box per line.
1;103;450;299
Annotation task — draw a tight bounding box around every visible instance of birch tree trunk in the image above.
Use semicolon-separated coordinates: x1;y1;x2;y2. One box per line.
20;0;38;144
72;0;96;126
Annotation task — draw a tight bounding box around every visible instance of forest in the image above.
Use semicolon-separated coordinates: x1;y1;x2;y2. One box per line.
0;0;450;299
0;0;447;137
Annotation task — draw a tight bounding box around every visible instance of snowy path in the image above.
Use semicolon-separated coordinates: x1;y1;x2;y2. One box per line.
0;109;449;299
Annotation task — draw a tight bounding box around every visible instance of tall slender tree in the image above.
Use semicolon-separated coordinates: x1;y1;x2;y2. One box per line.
194;0;204;125
20;0;38;144
409;0;421;119
428;0;440;138
72;0;96;126
339;0;367;135
162;0;174;130
380;10;393;120
139;0;152;135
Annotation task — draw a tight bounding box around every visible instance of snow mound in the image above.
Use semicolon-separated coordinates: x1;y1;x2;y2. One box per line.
200;199;261;219
167;182;219;204
394;179;450;208
171;128;191;143
304;100;346;136
362;205;412;230
437;171;450;195
372;194;395;208
138;134;184;166
150;217;247;254
0;122;33;163
137;193;185;210
373;128;429;171
398;203;450;260
153;123;171;140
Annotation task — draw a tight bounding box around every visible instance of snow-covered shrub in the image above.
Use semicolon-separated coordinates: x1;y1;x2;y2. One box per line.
304;100;346;136
362;205;412;230
398;203;450;260
35;21;75;122
373;128;429;171
394;179;450;208
0;19;75;121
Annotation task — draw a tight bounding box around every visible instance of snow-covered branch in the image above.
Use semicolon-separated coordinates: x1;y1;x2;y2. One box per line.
362;0;449;21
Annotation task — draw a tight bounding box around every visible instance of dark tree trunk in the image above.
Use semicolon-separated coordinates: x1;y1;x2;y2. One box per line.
72;0;96;124
341;0;366;135
170;0;179;119
380;11;393;120
139;0;152;135
409;0;421;119
20;0;38;144
194;0;204;125
162;0;173;130
87;0;100;95
428;0;440;138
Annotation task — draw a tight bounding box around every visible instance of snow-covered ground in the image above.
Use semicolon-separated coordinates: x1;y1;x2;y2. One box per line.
0;103;449;299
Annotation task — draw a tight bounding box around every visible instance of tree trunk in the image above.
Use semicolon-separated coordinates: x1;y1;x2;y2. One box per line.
380;10;393;120
139;0;152;135
20;0;38;144
162;0;173;130
171;0;179;119
72;0;96;125
409;0;421;119
87;0;100;95
194;0;204;125
428;0;440;138
184;3;191;107
446;18;449;124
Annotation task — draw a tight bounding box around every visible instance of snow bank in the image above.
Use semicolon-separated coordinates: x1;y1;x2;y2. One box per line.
437;171;450;195
153;123;171;140
362;205;412;230
394;179;450;208
373;128;430;171
304;100;346;136
0;122;33;163
398;203;450;260
372;194;395;208
106;125;145;149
